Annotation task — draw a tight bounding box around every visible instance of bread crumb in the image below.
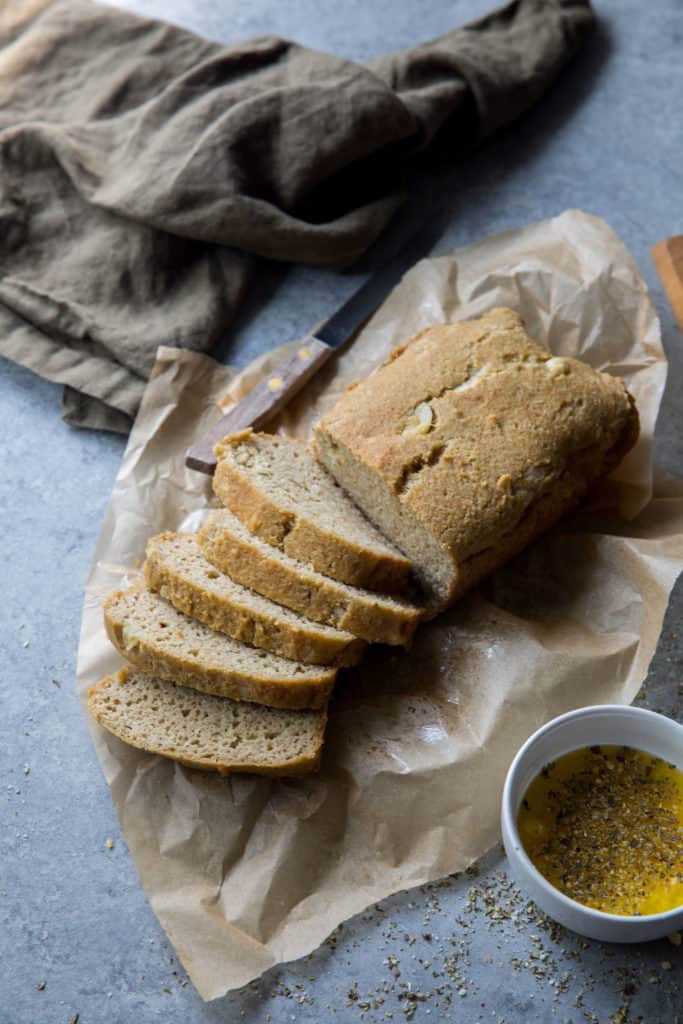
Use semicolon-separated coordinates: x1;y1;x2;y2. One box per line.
105;838;115;849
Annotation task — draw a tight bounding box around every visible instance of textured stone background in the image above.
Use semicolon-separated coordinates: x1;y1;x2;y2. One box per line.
2;1;682;1021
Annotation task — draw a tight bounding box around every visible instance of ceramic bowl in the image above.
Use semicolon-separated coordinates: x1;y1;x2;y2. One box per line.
501;704;683;942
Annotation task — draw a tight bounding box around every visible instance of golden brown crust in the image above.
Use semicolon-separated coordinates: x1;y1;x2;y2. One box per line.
213;431;412;594
88;669;325;777
216;465;290;544
425;440;626;614
143;533;366;667
198;510;423;646
316;308;640;608
103;588;335;710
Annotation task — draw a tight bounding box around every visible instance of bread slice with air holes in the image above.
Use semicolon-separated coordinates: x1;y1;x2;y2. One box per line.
212;430;412;594
144;531;366;667
88;667;326;776
103;585;335;710
198;508;424;646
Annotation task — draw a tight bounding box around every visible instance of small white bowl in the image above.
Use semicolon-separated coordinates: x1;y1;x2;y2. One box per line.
501;704;683;942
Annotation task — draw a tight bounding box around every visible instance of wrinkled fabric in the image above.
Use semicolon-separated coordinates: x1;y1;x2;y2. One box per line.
0;0;594;431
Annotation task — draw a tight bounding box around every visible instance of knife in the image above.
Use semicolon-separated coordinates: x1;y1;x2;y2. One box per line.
185;220;442;474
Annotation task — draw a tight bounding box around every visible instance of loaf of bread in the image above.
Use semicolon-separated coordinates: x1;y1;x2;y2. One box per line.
88;668;326;776
213;430;412;593
89;307;640;777
315;308;639;610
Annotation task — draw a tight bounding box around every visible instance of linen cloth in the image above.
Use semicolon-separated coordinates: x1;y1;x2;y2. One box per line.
0;0;594;431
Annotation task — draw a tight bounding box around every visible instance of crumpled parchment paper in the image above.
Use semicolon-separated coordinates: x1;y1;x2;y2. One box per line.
78;210;683;999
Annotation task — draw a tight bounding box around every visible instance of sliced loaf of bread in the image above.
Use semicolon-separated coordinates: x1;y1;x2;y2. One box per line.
144;531;366;667
88;667;326;776
104;585;335;710
198;508;423;646
212;430;412;593
315;308;640;610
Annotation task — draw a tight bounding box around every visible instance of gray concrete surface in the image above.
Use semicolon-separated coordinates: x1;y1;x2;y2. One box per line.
2;1;683;1021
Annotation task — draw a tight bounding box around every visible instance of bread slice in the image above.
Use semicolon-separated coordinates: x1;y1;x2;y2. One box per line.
198;508;423;646
315;308;640;610
144;531;366;667
104;585;335;710
88;667;326;776
212;430;412;594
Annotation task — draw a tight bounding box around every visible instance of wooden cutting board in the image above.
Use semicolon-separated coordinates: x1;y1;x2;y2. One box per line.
652;236;683;331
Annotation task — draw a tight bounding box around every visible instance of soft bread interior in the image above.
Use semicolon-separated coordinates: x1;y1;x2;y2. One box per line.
314;431;453;608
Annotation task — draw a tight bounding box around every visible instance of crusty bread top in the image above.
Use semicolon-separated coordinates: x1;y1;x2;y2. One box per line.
316;308;639;563
88;668;326;777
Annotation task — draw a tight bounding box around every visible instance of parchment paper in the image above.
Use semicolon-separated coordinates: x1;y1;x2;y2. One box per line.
78;210;683;1000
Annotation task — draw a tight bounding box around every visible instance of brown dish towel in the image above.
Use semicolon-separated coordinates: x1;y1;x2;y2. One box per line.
0;0;594;433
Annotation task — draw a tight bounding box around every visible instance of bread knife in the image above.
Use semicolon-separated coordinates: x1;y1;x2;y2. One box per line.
185;221;441;474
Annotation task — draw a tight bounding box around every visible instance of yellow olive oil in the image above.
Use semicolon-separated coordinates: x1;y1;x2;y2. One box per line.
517;745;683;916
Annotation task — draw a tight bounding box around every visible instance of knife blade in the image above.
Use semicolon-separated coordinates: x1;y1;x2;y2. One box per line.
185;220;442;474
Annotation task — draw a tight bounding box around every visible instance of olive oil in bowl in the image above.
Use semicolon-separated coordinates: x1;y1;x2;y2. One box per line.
517;745;683;917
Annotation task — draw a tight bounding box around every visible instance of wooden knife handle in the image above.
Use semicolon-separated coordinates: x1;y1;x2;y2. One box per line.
186;335;333;474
